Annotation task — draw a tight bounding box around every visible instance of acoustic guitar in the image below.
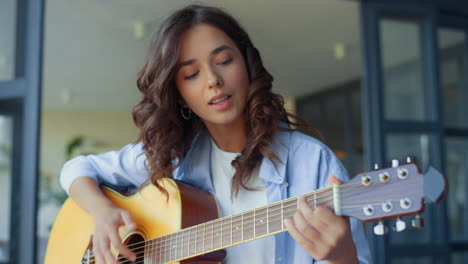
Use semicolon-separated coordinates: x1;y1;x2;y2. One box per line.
44;162;447;264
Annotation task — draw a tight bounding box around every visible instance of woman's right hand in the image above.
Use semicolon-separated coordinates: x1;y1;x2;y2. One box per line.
91;205;137;264
68;177;138;264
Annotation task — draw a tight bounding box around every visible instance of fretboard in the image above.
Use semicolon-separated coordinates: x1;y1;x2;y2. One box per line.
143;188;334;263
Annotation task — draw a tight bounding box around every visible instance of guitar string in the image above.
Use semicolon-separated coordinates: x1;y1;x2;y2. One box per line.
90;177;416;263
85;184;335;263
122;186;418;264
98;178;419;264
119;196;419;263
120;176;402;255
125;180;420;263
120;195;419;264
91;179;364;262
86;176;416;263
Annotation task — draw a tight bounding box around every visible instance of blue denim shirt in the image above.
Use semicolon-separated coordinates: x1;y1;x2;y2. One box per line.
60;128;372;264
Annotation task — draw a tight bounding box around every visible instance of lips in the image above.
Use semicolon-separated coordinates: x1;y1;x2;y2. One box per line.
209;94;232;105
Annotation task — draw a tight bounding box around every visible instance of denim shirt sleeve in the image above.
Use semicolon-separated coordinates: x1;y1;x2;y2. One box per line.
59;142;149;194
285;132;372;264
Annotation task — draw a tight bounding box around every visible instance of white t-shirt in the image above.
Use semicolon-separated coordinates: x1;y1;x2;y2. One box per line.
210;139;275;264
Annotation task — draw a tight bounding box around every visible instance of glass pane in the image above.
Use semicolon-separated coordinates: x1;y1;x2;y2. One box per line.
452;251;468;264
0;115;13;261
298;100;323;134
438;28;468;128
0;0;17;81
446;137;468;240
392;256;445;264
325;95;345;155
380;18;430;121
350;89;363;176
386;133;435;171
386;133;440;245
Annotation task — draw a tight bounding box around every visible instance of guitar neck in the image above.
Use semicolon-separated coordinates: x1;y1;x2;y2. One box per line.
144;187;334;262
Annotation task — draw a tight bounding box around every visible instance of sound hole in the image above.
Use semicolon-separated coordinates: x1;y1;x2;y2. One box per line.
121;233;145;264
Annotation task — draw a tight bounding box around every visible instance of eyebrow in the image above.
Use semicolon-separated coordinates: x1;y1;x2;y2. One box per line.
179;45;233;68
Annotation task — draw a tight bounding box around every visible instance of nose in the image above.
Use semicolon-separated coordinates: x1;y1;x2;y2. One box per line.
207;66;223;89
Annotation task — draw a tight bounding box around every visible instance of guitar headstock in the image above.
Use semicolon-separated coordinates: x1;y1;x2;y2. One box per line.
341;161;447;235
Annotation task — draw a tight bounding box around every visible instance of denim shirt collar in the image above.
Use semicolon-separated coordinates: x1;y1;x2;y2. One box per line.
176;123;291;191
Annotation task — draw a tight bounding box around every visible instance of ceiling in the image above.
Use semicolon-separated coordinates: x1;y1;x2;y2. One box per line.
42;0;363;111
41;0;461;111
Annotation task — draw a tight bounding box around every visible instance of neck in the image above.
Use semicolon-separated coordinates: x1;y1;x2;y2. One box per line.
204;119;247;153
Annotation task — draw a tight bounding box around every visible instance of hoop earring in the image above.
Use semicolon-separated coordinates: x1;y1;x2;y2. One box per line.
180;107;192;120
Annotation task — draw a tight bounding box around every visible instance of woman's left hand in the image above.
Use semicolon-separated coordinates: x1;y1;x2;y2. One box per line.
284;175;359;264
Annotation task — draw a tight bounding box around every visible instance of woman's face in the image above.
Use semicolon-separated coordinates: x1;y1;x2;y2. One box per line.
175;24;250;130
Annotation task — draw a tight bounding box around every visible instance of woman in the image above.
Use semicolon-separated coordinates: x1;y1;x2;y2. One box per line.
60;4;371;264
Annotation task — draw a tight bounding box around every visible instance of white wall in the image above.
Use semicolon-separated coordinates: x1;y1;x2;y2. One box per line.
38;110;138;237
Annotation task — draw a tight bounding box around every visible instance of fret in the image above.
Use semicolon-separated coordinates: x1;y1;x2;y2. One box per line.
182;229;188;259
162;235;168;264
203;222;206;252
266;206;269;234
180;230;185;259
268;203;283;233
213;219;222;249
255;207;268;237
175;232;180;260
211;221;214;252
281;200;284;229
158;237;163;264
189;227;196;257
284;198;298;219
144;239;150;264
230;216;233;245
253;209;256;238
314;191;317;209
231;214;243;245
243;210;254;241
241;212;244;242
202;222;212;252
170;233;176;262
221;217;231;247
197;224;204;254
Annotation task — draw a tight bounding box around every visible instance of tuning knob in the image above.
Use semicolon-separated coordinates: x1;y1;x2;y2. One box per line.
374;163;380;170
374;220;388;235
412;214;424;229
394;217;406;232
406;156;413;163
391;159;399;168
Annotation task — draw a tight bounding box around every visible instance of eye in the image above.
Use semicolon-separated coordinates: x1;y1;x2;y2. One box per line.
219;58;233;65
183;71;199;80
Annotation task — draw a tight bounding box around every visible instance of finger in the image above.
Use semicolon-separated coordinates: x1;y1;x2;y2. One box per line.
292;208;321;241
284;218;318;256
328;174;343;185
297;195;315;220
108;229;136;262
103;246;119;264
94;248;106;264
120;211;136;230
95;237;117;264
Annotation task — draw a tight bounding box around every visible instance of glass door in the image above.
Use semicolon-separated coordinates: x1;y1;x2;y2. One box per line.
0;0;44;263
360;2;449;263
438;14;468;264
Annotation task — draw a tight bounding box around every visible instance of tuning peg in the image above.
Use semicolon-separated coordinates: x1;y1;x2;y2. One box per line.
373;220;388;235
391;159;399;168
394;217;406;232
412;214;424;229
374;163;380;170
406;156;413;163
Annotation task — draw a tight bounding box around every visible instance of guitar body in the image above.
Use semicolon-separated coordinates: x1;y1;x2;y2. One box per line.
45;179;225;264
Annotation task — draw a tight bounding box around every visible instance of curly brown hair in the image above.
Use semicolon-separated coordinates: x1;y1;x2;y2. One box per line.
132;4;313;198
